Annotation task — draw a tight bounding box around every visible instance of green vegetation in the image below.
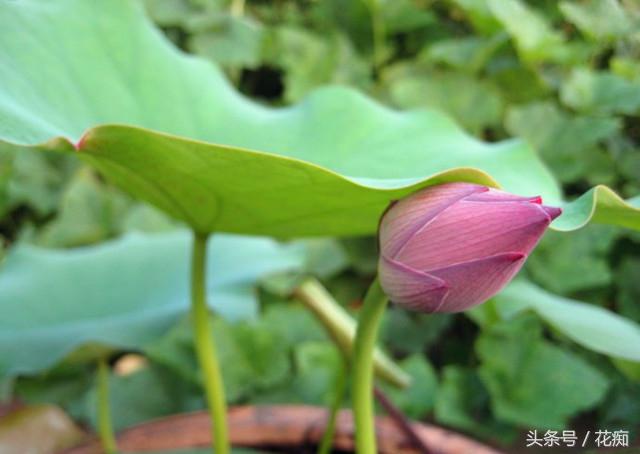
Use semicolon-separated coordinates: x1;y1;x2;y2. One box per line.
0;0;639;451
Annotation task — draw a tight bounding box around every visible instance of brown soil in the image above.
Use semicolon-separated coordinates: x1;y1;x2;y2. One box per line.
61;405;505;454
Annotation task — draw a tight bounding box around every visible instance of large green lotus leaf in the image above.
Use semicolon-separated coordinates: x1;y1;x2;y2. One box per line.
0;231;306;378
553;186;640;231
494;281;640;362
0;0;638;236
477;315;610;429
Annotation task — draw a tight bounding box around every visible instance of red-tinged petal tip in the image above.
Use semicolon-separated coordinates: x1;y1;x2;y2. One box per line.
542;205;562;221
500;251;526;262
74;131;90;151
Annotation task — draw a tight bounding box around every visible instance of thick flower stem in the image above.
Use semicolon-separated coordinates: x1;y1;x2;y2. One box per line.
293;277;410;389
191;233;230;454
352;277;388;454
97;357;117;454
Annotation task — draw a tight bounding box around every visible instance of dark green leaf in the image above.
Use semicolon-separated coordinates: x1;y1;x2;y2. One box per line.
506;102;620;184
526;225;617;294
434;366;517;442
615;257;640;323
385;67;504;134
382;355;438;419
187;14;264;68
147;316;291;403
423;34;507;73
381;309;452;355
86;365;201;431
291;341;343;406
487;0;564;62
36;168;131;248
559;0;634;41
561;68;640;115
477;316;610;428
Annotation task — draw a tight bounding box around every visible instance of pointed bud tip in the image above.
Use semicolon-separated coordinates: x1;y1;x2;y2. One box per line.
542;205;562;221
74;130;91;151
504;252;526;262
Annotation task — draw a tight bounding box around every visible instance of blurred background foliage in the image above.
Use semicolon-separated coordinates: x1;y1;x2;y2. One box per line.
1;0;639;451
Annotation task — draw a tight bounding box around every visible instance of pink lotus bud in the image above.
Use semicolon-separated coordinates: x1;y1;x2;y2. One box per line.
378;183;561;313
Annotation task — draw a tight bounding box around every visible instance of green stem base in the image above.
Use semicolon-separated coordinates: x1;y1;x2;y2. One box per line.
317;356;348;454
352;277;388;454
97;357;117;454
191;233;230;454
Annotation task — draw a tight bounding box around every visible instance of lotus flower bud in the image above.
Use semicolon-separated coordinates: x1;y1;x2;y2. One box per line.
378;183;561;313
